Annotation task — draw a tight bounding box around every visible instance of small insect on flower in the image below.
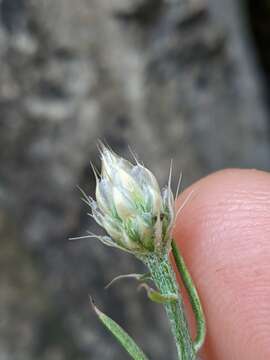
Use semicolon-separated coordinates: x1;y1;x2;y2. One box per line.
79;145;175;256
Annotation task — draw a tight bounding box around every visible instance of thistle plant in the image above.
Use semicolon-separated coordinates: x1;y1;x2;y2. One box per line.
73;145;206;360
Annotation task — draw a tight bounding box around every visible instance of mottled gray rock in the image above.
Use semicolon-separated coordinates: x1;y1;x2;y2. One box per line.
0;0;269;359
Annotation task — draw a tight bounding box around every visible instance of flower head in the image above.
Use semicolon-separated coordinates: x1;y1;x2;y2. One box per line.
86;145;175;255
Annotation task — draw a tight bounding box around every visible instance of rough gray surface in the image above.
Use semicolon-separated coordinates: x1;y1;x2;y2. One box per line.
0;0;269;359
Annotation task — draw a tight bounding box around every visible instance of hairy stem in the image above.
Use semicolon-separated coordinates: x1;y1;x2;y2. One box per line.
143;253;196;360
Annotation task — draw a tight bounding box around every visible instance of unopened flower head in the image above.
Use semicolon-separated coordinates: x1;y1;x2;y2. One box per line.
87;146;175;255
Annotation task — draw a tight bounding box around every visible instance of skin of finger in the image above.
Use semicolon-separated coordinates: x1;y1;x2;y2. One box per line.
173;169;270;360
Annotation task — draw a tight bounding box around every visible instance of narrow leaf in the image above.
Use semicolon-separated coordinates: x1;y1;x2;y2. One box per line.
105;272;152;289
90;297;150;360
172;239;206;353
139;283;177;304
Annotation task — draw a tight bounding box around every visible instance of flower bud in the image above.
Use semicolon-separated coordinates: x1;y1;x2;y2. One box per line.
88;146;175;255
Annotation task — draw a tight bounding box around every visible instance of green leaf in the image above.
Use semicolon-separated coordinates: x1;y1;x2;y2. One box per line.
90;297;150;360
171;239;206;353
139;283;177;304
105;272;152;289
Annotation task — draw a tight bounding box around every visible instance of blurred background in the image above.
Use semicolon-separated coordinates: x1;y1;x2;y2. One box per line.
0;0;270;359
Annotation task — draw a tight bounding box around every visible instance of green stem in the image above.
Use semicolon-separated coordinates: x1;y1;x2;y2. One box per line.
172;240;206;353
143;253;196;360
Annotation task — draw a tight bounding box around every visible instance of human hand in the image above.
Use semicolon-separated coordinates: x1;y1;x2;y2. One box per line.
173;169;270;360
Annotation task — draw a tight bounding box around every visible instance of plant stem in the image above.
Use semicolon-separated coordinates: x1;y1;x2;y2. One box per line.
143;253;196;360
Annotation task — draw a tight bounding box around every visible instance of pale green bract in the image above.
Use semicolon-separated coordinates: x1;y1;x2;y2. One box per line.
88;145;175;256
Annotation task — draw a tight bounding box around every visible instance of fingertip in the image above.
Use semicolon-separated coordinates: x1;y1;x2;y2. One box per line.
173;169;270;360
